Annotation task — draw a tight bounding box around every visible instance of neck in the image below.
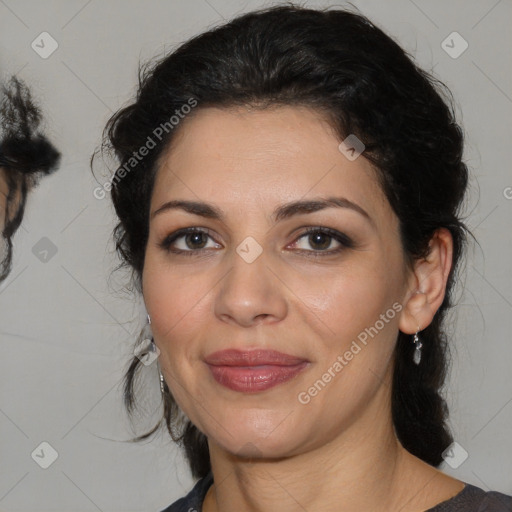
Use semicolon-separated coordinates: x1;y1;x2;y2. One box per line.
204;377;417;512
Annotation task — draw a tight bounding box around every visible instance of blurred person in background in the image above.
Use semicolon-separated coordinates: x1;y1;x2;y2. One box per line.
0;76;60;283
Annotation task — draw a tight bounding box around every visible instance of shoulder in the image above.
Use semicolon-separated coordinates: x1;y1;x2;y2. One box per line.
427;483;512;511
159;472;213;512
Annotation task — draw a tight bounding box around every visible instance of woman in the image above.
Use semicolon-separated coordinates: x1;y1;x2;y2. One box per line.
99;5;512;511
0;76;60;282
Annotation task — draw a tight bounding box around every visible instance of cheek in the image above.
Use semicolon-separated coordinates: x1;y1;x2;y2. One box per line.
288;259;398;342
142;261;210;416
142;256;214;355
286;261;403;408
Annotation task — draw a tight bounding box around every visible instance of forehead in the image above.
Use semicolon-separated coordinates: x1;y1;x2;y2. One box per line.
152;106;391;223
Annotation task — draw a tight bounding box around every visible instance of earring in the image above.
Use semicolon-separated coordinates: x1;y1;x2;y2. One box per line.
159;366;165;395
139;315;165;392
412;329;423;365
147;315;165;394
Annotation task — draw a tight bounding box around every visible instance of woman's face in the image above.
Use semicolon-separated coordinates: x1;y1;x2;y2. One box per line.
143;106;414;459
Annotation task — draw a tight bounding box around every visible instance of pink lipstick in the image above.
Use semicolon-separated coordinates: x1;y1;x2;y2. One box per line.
205;349;309;392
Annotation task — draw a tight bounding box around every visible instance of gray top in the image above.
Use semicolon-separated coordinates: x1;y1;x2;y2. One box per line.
161;472;512;511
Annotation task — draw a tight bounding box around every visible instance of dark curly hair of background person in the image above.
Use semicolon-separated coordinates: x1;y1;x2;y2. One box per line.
0;76;61;282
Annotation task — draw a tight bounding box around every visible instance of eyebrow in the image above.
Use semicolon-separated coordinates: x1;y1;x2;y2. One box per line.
151;196;372;225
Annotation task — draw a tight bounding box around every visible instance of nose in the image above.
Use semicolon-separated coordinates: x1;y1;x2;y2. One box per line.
213;247;288;328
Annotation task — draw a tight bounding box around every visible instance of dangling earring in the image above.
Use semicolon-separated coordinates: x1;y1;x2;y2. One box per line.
413;329;423;365
137;315;165;393
158;364;165;395
147;315;165;394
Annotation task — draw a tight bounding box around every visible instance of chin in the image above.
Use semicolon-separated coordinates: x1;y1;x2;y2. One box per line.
202;409;305;459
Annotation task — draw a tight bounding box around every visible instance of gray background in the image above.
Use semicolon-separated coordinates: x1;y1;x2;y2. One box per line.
0;0;511;510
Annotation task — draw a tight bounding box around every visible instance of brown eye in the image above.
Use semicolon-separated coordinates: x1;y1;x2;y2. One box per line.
183;232;208;249
306;232;334;250
291;227;354;256
159;228;221;254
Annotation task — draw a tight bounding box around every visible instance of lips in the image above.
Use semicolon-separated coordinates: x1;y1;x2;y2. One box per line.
205;349;307;366
205;349;309;392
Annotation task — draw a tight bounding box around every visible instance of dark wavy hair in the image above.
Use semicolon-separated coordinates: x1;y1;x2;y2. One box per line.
97;5;470;479
0;76;61;281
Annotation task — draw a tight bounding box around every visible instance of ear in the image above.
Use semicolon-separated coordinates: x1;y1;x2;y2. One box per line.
399;228;454;335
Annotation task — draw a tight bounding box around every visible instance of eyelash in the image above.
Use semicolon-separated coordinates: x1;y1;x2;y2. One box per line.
158;226;354;258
